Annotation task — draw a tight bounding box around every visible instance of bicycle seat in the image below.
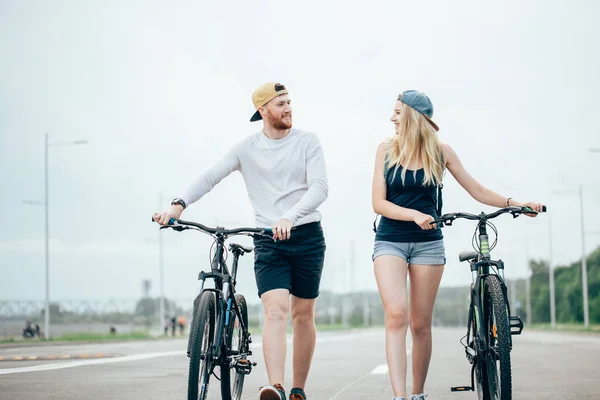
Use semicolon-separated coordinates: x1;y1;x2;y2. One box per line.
229;243;253;254
459;250;478;263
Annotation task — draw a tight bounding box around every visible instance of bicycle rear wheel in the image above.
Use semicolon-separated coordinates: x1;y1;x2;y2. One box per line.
482;275;512;400
470;315;486;400
188;290;216;400
221;293;249;400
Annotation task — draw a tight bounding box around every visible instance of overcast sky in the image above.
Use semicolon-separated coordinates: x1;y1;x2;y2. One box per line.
1;0;599;305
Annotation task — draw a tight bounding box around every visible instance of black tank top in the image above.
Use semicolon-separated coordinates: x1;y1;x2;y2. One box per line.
375;165;443;243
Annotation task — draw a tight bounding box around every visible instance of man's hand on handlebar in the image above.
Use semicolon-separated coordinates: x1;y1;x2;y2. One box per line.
152;205;184;226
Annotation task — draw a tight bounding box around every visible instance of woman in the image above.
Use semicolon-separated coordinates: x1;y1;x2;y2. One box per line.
371;90;543;400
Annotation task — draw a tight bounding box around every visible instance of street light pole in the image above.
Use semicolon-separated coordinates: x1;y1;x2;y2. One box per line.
42;133;88;339
44;133;50;340
552;186;590;329
525;240;532;326
579;185;589;328
548;215;556;328
158;192;165;331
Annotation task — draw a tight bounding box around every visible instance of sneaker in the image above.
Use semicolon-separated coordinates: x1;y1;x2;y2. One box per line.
289;387;307;400
259;384;286;400
410;394;428;400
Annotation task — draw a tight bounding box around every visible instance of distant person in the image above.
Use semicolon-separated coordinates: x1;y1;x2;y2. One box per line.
371;90;544;400
153;82;328;400
22;319;35;338
177;315;186;335
171;316;177;337
163;316;170;336
35;324;41;338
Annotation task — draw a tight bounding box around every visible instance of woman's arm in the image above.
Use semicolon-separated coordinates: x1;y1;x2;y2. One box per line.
442;143;543;212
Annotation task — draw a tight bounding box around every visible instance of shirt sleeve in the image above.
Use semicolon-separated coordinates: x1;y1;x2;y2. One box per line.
180;144;241;207
281;133;329;224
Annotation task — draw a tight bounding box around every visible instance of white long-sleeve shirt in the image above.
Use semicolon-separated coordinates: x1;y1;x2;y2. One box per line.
180;128;328;228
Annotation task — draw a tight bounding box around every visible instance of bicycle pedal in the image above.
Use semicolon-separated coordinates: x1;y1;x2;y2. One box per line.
451;386;473;392
510;315;524;335
234;359;256;375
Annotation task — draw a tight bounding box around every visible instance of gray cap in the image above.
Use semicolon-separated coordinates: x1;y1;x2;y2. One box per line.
398;90;439;132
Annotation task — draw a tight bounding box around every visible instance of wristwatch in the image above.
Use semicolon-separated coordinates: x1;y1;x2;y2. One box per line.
171;198;187;209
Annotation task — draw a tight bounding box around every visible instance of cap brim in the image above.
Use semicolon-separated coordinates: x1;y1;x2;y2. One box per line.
250;110;262;122
424;115;439;132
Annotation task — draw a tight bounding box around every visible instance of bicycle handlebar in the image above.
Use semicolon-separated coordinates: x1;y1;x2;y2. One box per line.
153;217;273;238
430;205;547;227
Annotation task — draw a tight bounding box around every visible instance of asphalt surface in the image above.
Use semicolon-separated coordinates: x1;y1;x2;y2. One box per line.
1;327;599;399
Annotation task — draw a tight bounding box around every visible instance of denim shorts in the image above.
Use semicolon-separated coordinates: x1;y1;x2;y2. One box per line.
372;239;446;265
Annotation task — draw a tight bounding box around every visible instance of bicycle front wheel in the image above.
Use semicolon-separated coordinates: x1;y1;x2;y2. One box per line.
482;275;512;400
188;290;216;400
221;293;249;400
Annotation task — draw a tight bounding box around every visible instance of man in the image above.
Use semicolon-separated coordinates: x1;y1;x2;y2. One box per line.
153;82;328;400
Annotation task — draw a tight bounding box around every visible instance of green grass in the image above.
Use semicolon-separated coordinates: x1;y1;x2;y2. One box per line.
52;331;153;341
0;331;153;344
528;323;600;333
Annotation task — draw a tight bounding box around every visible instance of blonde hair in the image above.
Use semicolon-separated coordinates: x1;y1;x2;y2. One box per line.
386;101;444;186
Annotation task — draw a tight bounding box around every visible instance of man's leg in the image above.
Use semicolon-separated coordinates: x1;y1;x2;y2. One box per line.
290;296;316;389
261;288;290;385
287;222;326;396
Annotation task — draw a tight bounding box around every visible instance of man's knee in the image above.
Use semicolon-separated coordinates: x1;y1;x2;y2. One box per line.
262;292;290;323
291;299;316;326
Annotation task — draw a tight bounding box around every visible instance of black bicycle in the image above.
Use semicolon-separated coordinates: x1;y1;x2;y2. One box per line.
431;205;546;400
159;218;272;400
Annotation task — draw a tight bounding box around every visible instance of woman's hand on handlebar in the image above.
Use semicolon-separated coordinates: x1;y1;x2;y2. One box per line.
152;205;184;226
413;211;437;230
519;201;545;217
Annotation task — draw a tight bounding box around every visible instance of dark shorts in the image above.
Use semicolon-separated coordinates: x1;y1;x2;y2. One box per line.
253;221;326;299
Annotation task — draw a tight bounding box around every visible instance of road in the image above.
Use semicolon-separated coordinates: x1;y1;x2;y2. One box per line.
1;327;599;399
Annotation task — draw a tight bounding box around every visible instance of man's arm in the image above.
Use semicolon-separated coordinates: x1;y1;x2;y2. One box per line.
180;145;241;207
153;144;241;226
281;134;328;224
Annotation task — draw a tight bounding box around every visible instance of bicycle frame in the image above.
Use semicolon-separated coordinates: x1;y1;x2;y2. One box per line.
194;235;251;365
466;218;514;355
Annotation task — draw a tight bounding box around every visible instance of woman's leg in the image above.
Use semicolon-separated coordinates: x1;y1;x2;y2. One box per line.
408;263;444;395
375;255;410;398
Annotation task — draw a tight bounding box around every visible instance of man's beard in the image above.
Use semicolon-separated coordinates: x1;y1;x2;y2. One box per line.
266;111;292;130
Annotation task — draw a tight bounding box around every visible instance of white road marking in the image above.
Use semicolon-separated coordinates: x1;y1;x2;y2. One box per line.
371;364;388;374
333;347;411;398
329;371;372;400
0;350;185;375
0;330;378;376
